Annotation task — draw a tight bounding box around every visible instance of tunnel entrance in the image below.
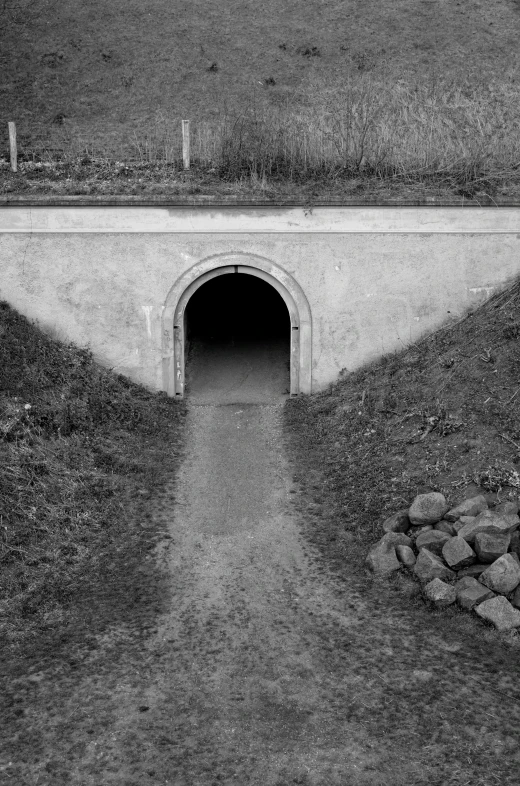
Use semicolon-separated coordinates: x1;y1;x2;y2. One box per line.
184;273;291;403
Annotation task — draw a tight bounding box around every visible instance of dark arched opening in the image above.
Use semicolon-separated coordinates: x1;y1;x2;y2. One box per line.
184;273;291;403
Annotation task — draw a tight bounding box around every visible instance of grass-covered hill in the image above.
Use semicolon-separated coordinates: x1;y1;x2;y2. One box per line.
286;275;520;596
2;0;520;198
0;301;186;659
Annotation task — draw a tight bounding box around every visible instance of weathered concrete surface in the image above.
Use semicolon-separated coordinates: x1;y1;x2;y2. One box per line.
1;205;520;395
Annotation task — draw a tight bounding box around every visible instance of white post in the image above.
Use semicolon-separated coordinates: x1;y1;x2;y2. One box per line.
182;120;190;170
8;122;17;172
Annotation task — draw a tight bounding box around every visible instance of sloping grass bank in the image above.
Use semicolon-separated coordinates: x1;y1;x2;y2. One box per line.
3;74;520;200
0;302;186;664
286;277;520;585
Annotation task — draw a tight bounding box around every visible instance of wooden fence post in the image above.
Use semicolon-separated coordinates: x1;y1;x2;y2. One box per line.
8;122;17;172
182;120;190;170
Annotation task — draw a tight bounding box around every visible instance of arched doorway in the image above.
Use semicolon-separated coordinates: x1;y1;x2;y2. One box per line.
185;273;290;401
162;253;312;398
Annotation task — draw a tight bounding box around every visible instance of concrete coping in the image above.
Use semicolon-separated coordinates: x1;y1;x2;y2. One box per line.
1;194;520;207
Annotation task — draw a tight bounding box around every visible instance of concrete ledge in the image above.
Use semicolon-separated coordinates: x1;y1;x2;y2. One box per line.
2;195;520;207
1;205;520;234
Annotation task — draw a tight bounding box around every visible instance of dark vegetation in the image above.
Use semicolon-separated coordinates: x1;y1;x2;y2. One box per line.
0;302;186;659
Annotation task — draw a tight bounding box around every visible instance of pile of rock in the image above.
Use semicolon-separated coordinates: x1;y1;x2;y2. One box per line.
366;492;520;631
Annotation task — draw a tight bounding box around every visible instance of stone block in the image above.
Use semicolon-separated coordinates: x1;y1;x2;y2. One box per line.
414;549;456;583
382;509;410;534
452;515;475;534
474;596;520;631
509;531;520;556
435;520;456;536
455;577;495;610
474;531;511;563
380;532;412;548
479;554;520;595
493;500;520;516
366;541;400;575
444;495;488;522
457;511;519;544
424;578;457;608
416;530;452;556
408;493;449;526
511;585;520;609
442;536;476;570
457;563;489;579
396;544;416;568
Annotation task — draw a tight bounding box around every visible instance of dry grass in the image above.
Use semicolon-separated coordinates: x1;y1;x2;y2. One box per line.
0;301;186;651
2;0;520;197
286;275;520;583
2;74;520;198
282;278;520;785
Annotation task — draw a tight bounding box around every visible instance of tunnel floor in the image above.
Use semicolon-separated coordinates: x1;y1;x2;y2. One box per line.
184;274;291;404
186;338;290;404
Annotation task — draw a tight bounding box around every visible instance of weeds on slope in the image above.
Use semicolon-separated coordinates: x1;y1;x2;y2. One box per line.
0;302;186;661
285;276;520;576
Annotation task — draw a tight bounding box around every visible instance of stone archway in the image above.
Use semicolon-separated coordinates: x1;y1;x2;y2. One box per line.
162;252;312;398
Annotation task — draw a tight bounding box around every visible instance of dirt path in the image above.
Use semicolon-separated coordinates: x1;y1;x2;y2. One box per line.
9;346;520;785
62;401;387;785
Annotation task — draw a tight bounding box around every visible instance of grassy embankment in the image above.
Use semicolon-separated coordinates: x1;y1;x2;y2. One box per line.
0;302;186;663
2;0;520;199
2;76;520;201
286;276;520;628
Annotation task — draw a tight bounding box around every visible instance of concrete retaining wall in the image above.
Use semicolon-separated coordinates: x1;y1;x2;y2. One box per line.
1;204;519;395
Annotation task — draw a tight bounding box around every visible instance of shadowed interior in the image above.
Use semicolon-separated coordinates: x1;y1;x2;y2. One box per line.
185;273;291;403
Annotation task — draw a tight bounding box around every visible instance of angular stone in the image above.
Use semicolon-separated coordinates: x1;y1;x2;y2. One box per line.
479;510;519;534
511;585;520;609
366;542;400;575
457;563;489;579
474;531;511;563
510;531;520;556
479;554;520;595
494;500;520;516
416;530;452;556
382;509;410;534
455;577;495;610
457;510;519;544
452;515;475;534
474;596;520;631
444;495;488;522
408;493;449;526
442;536;476;570
504;513;520;531
435;520;456;536
424;578;457;608
365;532;411;576
396;544;416;568
409;525;434;538
414;548;456;583
380;532;412;548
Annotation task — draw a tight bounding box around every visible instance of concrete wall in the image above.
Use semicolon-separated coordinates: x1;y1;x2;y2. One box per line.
1;205;520;395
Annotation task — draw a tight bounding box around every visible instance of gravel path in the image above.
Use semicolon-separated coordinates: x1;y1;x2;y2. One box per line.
54;395;404;786
99;400;380;785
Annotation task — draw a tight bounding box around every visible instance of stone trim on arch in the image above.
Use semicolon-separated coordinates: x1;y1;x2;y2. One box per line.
162;252;312;398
